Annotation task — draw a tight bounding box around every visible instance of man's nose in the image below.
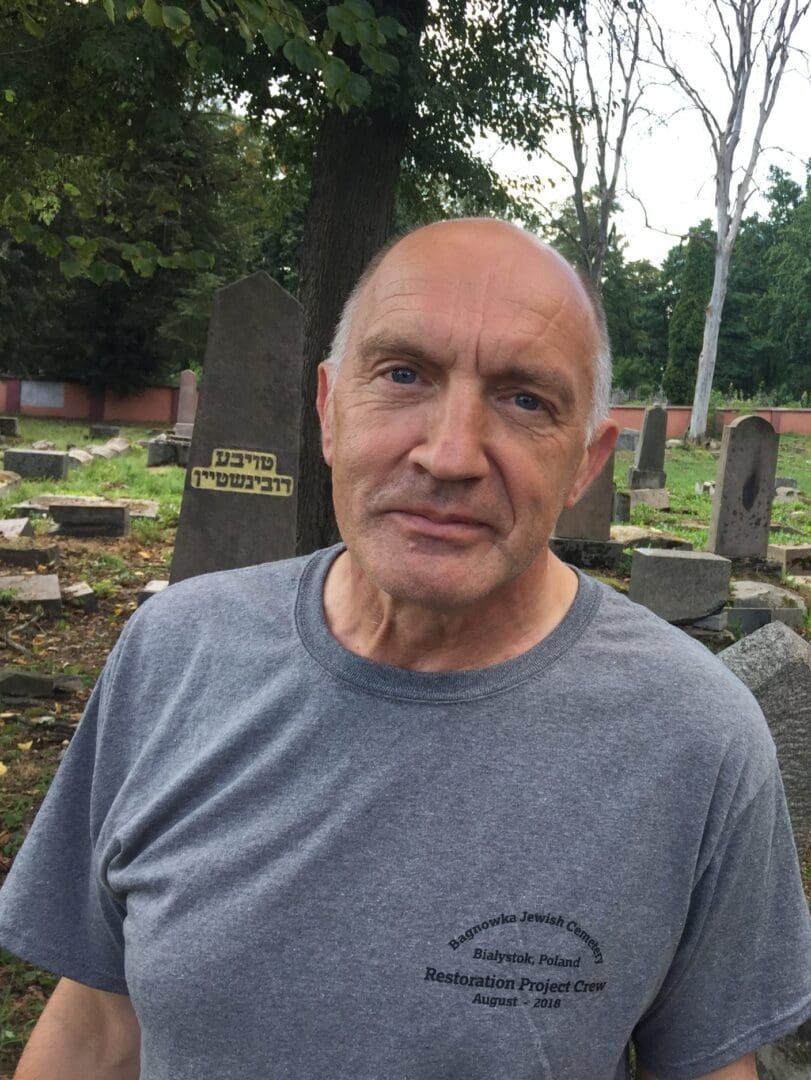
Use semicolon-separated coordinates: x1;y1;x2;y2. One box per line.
408;384;490;481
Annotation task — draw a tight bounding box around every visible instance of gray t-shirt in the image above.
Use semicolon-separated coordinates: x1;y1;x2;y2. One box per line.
1;546;809;1080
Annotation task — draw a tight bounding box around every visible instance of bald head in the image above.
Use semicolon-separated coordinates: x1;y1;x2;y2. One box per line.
325;218;611;441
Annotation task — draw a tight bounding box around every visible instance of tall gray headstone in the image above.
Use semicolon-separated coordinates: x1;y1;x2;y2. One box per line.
627;405;667;489
707;415;778;559
174;368;198;439
554;451;615;541
170;272;302;584
720;621;811;857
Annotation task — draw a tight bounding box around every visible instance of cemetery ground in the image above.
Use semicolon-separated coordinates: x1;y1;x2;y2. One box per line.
0;420;809;1072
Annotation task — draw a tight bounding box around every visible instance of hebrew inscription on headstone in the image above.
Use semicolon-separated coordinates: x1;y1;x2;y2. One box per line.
170;272;303;583
706;415;778;559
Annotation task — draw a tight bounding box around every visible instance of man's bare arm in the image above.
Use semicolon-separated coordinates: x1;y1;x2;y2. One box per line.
14;976;140;1079
638;1052;757;1080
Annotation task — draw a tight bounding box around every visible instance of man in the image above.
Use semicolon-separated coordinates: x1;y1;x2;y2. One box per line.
0;219;809;1079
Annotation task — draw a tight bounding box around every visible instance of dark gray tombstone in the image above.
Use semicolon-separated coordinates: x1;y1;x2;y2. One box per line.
88;423;120;439
628;548;731;623
171;272;302;583
720;621;810;858
554;451;615;541
707;415;778;559
3;448;69;480
627;405;667;489
174;368;198;439
0;416;19;436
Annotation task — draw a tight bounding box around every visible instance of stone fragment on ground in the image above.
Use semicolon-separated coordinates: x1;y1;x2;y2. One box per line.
0;518;32;540
67;448;93;466
0;538;59;568
695;481;715;495
0;667;56;697
629;488;669;510
12;494;158;519
766;544;811;573
628;548;731;623
774;486;801;504
0;574;62;614
88;444;117;460
106;437;131;455
665;439;682;449
775;475;799;490
32;439;56;450
138;579;169;605
725;579;807;633
610;526;692;550
62;581;98;611
0;469;21;496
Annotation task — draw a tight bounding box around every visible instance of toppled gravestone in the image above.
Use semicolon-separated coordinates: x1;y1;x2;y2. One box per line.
628;548;731;623
0;518;33;540
3;449;69;481
49;501;129;538
727;580;806;634
0;668;56;697
720;620;810;857
0;574;62;614
0;539;59;569
767;544;811;574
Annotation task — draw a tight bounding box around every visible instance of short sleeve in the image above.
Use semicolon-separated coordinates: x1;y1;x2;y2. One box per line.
0;665;128;993
634;762;811;1079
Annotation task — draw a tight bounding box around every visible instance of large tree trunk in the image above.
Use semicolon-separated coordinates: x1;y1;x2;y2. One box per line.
689;244;732;440
295;2;428;556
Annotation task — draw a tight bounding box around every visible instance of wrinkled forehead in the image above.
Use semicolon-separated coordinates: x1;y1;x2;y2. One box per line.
350;227;599;369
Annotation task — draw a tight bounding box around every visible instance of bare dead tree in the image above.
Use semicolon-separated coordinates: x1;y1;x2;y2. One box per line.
646;0;810;438
545;0;646;290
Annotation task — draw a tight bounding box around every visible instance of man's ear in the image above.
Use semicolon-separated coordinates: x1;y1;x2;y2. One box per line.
563;420;620;509
316;363;335;467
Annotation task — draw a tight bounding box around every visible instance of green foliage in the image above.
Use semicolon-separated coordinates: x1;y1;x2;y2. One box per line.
663;220;714;404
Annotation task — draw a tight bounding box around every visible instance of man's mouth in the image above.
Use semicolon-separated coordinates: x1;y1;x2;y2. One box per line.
387;508;491;540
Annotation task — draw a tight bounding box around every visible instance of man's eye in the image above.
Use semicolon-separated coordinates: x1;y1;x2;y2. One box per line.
514;392;542;411
389;368;417;384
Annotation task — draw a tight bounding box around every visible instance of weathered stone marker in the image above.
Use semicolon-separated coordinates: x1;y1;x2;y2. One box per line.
720;621;810;858
707;415;778;559
628;548;731;623
627;405;667;489
0;416;18;436
171;272;303;583
174;369;198;439
3;448;69;481
554;451;615;541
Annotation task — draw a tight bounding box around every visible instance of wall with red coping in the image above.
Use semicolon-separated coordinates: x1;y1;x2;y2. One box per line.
609;405;811;438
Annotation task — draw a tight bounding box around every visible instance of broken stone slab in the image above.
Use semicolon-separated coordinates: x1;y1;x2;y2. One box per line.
32;439;56;450
720;621;811;857
773;486;801;504
67;448;93;466
731;580;806;613
628;548;731;624
0;416;18;436
612;491;630;523
0;469;22;497
691;610;728;631
12;495;158;520
50;507;129;538
766;544;811;574
0;539;59;568
629;488;670;511
3;448;69;481
105;437;130;455
0;574;62;614
769;522;806;537
665;439;683;450
138;579;169;605
610;525;692;550
62;581;98;611
775;476;799;490
147;435;176;467
0;518;32;540
88;444;117;460
88;423;120;439
0;667;56;697
548;538;625;571
727;607;805;635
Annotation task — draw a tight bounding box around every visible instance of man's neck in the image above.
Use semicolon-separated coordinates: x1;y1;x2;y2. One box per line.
321;550;580;672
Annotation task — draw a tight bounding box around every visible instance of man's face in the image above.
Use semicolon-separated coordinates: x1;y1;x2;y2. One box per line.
317;221;616;611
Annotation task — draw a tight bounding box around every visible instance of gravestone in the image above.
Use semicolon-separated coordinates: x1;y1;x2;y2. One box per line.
628;548;731;623
49;502;129;537
627;405;667;489
3;448;69;481
720;621;811;857
0;416;18;436
88;423;119;439
171;272;303;583
554;451;615;541
0;574;62;614
174;369;198;439
0;518;33;540
0;470;21;497
767;544;811;574
707;415;778;559
616;429;638;452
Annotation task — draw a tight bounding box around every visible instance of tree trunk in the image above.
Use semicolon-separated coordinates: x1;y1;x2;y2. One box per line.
295;2;428;556
689;243;733;440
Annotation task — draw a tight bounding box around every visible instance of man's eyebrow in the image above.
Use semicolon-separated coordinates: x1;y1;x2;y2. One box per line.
356;332;438;365
490;364;577;409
